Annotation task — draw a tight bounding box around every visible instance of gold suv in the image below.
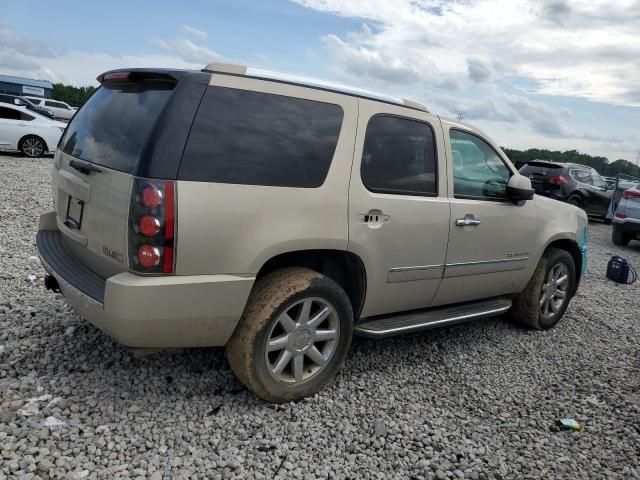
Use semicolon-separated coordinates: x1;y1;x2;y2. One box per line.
37;63;589;403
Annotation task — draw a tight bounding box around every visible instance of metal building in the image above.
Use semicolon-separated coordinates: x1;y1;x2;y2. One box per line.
0;74;53;98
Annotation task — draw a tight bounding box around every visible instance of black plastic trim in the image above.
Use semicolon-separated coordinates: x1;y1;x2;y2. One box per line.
36;230;106;303
140;71;210;179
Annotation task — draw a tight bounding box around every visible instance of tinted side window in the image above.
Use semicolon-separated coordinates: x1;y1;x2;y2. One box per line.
450;130;511;199
45;101;65;108
570;169;592;185
180;87;343;187
0;107;21;120
20;112;34;121
361;115;437;196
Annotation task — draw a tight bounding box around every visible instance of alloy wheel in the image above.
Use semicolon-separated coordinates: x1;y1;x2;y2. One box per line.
23;138;44;157
264;297;340;385
539;263;569;320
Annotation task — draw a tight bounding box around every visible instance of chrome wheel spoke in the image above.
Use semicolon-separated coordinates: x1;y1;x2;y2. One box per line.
308;306;330;329
554;290;566;299
272;350;292;374
314;328;337;342
556;274;569;287
292;355;304;382
267;334;289;352
540;292;547;308
298;299;312;323
305;346;326;366
278;312;297;333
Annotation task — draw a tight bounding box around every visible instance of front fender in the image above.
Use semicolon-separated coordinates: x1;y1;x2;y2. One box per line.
522;196;588;289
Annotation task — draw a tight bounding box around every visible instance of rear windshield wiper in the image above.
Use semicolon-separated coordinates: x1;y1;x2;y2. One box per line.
69;159;102;175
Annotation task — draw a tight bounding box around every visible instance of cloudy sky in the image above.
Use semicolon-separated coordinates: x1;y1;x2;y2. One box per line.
2;0;639;161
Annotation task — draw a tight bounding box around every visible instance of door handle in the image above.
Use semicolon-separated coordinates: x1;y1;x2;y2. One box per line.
455;216;481;227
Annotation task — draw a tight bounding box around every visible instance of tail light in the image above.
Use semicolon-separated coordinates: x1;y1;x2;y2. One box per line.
129;179;176;274
548;175;568;185
615;213;628;219
622;189;640;199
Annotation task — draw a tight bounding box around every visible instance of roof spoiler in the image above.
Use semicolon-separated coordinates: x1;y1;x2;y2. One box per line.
97;69;182;84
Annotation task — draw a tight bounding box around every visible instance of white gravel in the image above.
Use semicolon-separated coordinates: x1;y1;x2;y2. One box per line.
1;154;639;479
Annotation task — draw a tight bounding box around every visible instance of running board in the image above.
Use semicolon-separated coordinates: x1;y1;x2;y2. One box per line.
354;298;512;339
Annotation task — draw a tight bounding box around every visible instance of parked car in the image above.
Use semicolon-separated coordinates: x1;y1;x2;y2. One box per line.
519;160;612;220
612;183;640;245
0;93;55;119
23;96;75;120
603;176;617;189
0;103;66;157
36;64;589;403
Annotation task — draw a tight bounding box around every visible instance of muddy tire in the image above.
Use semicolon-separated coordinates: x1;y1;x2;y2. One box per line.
226;267;353;403
508;248;576;330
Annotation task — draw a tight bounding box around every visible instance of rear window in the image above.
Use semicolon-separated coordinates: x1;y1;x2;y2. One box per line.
179;86;344;188
520;163;562;176
59;82;175;174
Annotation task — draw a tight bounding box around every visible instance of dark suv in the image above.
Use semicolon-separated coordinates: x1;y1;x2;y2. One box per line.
519;160;612;219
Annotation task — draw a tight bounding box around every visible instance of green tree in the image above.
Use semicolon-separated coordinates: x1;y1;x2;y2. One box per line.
51;83;96;107
502;147;638;178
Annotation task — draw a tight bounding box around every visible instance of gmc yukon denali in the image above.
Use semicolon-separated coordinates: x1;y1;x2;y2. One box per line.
37;63;589;403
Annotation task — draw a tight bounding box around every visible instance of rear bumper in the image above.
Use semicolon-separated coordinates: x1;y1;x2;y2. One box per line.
37;212;255;348
613;217;640;235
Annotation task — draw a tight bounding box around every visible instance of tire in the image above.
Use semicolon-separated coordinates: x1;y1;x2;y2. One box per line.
226;267;353;403
612;225;631;246
19;135;46;158
567;195;582;208
508;248;576;330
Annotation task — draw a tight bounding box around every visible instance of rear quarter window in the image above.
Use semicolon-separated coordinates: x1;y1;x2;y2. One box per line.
178;86;344;188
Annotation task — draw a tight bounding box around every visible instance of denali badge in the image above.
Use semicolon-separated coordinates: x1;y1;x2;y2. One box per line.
103;246;124;263
507;251;530;258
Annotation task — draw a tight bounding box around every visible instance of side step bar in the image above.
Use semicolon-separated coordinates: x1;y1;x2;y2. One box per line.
354;298;512;339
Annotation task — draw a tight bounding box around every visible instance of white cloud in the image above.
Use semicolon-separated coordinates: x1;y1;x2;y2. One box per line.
0;25;222;86
180;24;208;40
156;37;224;64
0;22;63;58
291;0;640;107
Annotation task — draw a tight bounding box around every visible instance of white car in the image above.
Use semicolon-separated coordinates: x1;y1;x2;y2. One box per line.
23;97;76;120
0;103;66;157
612;183;640;246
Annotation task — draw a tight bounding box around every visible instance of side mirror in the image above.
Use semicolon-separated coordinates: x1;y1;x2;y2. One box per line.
506;175;534;202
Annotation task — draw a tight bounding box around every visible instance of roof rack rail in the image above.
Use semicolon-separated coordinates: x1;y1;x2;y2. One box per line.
202;62;428;112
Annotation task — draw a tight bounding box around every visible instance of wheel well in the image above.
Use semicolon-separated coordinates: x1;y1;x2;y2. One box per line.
19;134;48;152
256;250;367;318
546;239;583;288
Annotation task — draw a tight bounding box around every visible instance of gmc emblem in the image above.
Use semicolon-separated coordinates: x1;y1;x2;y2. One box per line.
102;246;124;263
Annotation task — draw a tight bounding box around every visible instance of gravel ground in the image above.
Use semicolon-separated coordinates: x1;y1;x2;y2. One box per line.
1;154;639;480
